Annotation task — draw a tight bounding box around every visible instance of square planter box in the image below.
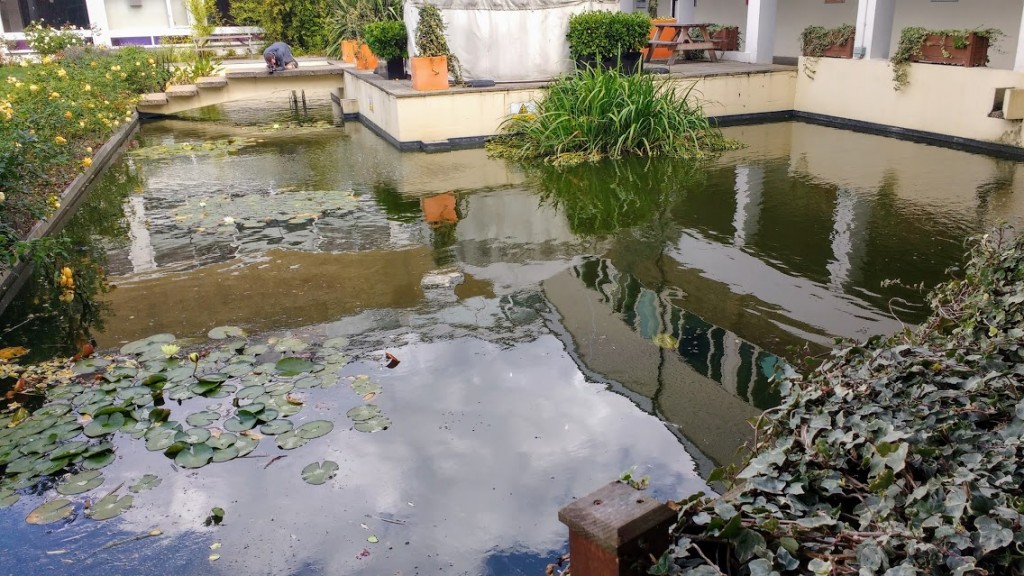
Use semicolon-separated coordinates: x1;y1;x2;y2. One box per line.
803;39;854;59
911;33;989;67
712;27;739;51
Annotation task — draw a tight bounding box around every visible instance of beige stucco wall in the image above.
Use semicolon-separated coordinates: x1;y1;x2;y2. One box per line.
891;0;1023;70
395;88;546;143
794;57;1024;147
104;0;171;31
775;0;858;60
680;70;798;118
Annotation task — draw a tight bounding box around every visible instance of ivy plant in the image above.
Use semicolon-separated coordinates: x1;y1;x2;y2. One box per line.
889;26;1002;91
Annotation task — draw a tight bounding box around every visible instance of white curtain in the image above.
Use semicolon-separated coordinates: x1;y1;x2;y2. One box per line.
404;0;620;82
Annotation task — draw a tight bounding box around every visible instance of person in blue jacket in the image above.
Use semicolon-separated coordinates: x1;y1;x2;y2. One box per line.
263;42;298;73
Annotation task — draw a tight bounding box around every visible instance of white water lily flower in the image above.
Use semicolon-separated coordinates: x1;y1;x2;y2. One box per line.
223;216;235;225
160;344;180;357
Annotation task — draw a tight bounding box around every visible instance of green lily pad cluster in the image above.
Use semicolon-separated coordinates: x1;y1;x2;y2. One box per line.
166;189;359;233
129;137;257;160
346;374;390;433
1;327;386;526
656;228;1024;575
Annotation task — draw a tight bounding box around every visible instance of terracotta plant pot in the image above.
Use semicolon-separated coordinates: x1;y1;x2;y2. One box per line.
355;43;379;70
410;55;449;91
341;39;358;64
911;33;989;68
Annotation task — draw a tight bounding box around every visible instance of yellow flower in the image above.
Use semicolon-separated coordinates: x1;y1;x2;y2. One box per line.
6;77;16;84
78;120;85;127
48;91;60;100
0;192;5;203
14;82;23;88
83;84;91;91
19;61;28;68
148;58;155;65
41;56;52;65
57;68;66;77
64;111;73;119
54;136;66;145
81;157;93;168
90;61;97;67
29;84;39;92
86;146;93;153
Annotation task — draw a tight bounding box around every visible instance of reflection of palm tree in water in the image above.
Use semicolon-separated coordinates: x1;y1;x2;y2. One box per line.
573;257;783;410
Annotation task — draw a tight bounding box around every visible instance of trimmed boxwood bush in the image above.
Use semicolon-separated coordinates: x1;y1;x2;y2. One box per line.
363;20;408;60
567;11;651;60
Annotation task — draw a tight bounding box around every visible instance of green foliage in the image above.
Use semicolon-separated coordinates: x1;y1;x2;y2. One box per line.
363;20;408;60
486;66;737;166
799;23;854;57
657;226;1024;575
890;27;1002;91
229;0;333;52
706;23;741;47
325;0;403;53
23;21;89;56
0;47;167;311
186;0;220;39
414;3;461;83
566;11;651;60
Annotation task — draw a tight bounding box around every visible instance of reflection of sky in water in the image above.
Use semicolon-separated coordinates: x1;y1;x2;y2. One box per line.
0;303;706;575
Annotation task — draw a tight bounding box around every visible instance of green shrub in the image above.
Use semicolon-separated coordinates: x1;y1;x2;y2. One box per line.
486;66;736;166
363;21;408;60
567;11;651;60
229;0;333;52
23;20;89;56
324;0;403;56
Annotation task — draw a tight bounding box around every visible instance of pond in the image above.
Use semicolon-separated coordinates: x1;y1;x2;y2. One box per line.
1;103;1022;575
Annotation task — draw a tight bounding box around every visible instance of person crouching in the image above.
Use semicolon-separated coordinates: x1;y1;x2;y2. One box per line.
264;42;298;73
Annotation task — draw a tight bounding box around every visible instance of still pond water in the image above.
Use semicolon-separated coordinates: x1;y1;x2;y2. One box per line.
2;103;1023;575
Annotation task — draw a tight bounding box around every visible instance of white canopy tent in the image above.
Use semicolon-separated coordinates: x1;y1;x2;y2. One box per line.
403;0;620;82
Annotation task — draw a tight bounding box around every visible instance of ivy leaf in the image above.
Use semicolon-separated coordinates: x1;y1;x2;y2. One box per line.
733;528;766;563
974;515;1013;555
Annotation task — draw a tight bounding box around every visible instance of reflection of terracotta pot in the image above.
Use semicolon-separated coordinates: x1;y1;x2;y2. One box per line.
421;193;458;224
355;43;379;70
341;39;358;64
410;55;449;91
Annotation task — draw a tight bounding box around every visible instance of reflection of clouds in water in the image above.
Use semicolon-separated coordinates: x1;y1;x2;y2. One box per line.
90;335;708;575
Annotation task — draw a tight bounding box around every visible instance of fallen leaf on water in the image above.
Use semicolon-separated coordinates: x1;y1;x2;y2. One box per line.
362;392;376;401
384;352;400;369
0;346;29;360
210;542;221;550
360;523;369;530
78;414;93;425
286;394;304;405
357;548;370;559
209;554;220;561
367;535;379;544
149;530;162;536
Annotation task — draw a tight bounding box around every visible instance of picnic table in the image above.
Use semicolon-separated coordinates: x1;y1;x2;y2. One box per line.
644;22;718;65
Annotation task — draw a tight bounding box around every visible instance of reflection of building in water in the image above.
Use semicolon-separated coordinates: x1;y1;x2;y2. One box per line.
543;258;784;474
575;257;784;410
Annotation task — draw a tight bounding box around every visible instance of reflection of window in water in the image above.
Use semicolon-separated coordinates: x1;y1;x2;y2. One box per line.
573;257;784;410
0;0;90;32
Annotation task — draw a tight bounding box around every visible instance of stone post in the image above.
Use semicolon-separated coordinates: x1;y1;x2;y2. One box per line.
558;482;676;576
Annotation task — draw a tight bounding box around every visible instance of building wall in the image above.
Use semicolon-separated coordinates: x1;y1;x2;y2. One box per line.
794;57;1024;147
890;0;1023;70
104;0;170;31
775;0;858;60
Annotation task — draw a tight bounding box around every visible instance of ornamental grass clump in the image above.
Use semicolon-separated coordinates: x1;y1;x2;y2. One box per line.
486;66;736;166
653;226;1024;575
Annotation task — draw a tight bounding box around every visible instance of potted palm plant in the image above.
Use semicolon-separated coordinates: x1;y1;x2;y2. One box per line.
364;20;408;79
411;3;459;91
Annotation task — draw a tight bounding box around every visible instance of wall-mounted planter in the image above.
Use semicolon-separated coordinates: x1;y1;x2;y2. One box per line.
819;39;854;59
911;33;989;67
410;55;448;91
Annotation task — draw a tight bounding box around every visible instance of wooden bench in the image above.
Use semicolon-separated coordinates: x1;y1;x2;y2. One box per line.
647;40;717;65
644;22;720;65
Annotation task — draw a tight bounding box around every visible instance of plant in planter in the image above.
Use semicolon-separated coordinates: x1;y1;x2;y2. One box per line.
707;24;741;52
890;27;1002;91
412;2;461;90
567;11;650;74
364;20;408;79
799;23;855;79
326;0;403;64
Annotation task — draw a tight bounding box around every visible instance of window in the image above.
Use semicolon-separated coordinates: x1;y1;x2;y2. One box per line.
0;0;90;33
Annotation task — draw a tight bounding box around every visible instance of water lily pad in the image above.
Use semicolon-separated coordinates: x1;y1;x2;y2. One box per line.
0;489;19;509
82;451;116;470
224;413;257;432
175;443;214;469
83;442;114;457
236;385;265;400
322;337;350;350
52;422;83;442
35;457;70;476
149;408;171;424
206;432;238;450
256;409;279;423
49;441;89;460
265;381;295;396
145;428;179;451
166;385;194;401
222;363;254;377
260;420;293;435
351;376;381;396
26;499;74;524
73;358;111;374
294;376;320;389
275;357;315;377
245;344;269;356
211;445;240;463
275;431;308;450
178;428;212;445
84;413;126;437
294;420;334;440
129;474;162;493
274;338;307;353
87;492;133;521
234;435;258;457
34;404;72;418
121;334;176;355
186;411;220;427
301;461;339;485
346;405;381;422
56;471;104;495
209;326;246;340
354;415;390;433
21;435;59;455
